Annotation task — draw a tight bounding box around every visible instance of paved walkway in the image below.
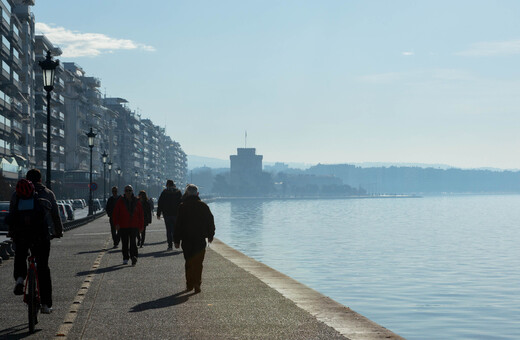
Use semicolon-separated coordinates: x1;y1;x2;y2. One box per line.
0;216;403;339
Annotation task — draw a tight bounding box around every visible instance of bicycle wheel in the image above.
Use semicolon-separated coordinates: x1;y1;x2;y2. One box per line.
27;269;38;333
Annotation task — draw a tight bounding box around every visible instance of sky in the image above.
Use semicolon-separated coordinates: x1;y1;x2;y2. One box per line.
32;1;520;170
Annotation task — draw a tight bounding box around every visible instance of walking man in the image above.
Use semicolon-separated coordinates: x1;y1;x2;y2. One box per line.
174;184;215;293
113;185;144;266
157;180;182;250
105;186;121;248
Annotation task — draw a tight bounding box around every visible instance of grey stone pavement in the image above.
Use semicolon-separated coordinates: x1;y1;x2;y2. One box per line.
0;216;403;340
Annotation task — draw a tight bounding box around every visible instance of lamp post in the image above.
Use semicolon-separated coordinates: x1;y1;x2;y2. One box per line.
134;171;138;190
108;161;112;190
102;151;108;206
147;174;150;193
116;168;122;189
38;51;59;189
86;128;96;216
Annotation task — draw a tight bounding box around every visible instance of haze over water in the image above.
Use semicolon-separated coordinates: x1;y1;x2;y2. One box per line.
209;195;520;339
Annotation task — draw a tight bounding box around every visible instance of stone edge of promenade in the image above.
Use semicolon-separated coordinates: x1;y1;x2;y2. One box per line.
211;239;405;340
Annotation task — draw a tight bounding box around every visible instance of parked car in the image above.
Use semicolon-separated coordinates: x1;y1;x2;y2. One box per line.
72;199;84;210
81;199;87;208
0;201;9;232
92;199;101;212
63;203;74;221
57;203;67;223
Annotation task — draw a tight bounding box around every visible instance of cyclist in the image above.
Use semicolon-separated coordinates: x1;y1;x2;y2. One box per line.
7;169;63;314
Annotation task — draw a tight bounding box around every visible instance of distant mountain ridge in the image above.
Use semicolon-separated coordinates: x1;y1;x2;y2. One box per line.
188;155;512;171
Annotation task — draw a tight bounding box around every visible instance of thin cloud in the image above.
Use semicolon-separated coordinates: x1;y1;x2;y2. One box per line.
35;22;155;57
456;39;520;57
402;51;414;56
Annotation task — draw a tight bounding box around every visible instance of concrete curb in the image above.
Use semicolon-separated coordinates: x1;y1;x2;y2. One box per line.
210;239;404;340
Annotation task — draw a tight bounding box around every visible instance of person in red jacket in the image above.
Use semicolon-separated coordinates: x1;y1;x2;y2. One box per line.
113;185;144;266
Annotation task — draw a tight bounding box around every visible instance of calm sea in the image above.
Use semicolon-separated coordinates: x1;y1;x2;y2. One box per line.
208;195;520;340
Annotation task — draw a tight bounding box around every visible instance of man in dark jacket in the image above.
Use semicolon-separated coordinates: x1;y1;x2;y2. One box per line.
105;186;121;248
174;184;215;293
157;180;182;250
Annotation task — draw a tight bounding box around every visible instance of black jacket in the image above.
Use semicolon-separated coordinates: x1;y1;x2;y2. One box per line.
106;195;121;217
141;199;152;226
173;195;215;254
157;187;182;217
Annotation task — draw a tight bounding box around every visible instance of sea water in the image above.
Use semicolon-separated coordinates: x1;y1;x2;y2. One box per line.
209;195;520;339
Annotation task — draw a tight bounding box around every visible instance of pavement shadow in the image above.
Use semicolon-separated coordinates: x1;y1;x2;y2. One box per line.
76;264;125;276
0;323;41;339
139;250;183;258
129;290;196;312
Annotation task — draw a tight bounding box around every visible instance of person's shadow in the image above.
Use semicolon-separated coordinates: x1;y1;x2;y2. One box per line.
129;290;196;312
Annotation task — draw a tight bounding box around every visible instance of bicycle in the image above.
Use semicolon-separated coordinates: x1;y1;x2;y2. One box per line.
24;253;41;333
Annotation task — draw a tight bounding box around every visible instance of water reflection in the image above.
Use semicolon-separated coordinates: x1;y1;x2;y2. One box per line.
212;199;265;257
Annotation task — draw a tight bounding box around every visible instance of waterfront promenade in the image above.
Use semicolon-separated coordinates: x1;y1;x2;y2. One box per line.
0;216;402;339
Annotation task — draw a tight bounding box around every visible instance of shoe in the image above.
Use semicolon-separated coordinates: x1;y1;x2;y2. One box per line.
186;285;193;292
131;257;137;266
113;244;118;248
167;245;173;250
194;285;201;294
41;305;53;314
123;259;128;265
140;244;143;248
13;283;24;296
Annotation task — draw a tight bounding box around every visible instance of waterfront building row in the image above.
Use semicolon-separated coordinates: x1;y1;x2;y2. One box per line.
0;0;187;199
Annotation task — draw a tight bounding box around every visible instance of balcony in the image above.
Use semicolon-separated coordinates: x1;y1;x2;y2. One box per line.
11;119;22;133
0;16;8;35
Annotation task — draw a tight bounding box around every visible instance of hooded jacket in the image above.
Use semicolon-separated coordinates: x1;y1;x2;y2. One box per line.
113;196;144;231
157;187;182;217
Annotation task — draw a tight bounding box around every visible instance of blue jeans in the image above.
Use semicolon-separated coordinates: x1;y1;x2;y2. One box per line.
164;216;176;247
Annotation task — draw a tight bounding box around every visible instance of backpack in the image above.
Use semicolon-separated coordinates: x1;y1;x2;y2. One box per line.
7;192;54;240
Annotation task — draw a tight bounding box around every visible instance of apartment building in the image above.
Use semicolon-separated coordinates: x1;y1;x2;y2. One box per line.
0;0;34;181
0;2;187;198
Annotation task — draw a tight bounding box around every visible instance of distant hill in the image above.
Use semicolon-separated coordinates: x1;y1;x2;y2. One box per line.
188;155;229;169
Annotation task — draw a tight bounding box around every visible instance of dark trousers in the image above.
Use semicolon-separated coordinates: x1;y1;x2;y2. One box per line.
109;216;120;246
183;248;206;289
164;216;176;247
13;238;53;307
137;226;147;246
119;228;139;260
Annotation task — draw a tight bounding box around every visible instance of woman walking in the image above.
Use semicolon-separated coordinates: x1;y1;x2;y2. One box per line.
113;185;144;266
137;190;152;248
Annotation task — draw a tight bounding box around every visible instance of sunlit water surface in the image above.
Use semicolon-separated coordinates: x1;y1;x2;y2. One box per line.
209;196;520;340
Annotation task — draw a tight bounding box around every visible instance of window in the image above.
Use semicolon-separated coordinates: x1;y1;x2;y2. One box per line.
2;35;9;49
12;71;19;82
2;60;10;74
12;25;18;36
12;48;18;59
1;6;9;24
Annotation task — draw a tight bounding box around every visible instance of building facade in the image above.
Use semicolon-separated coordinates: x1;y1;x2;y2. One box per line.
0;2;188;200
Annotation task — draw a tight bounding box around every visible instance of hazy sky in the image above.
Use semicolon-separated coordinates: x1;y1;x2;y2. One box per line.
33;1;520;169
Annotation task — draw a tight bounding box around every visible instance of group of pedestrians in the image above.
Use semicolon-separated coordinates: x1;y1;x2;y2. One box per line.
6;170;215;322
105;179;215;293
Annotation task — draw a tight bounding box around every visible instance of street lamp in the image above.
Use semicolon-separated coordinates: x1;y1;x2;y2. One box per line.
38;51;59;189
86;127;96;216
108;161;112;190
102;151;108;206
134;171;138;190
116;168;122;189
147;174;150;193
